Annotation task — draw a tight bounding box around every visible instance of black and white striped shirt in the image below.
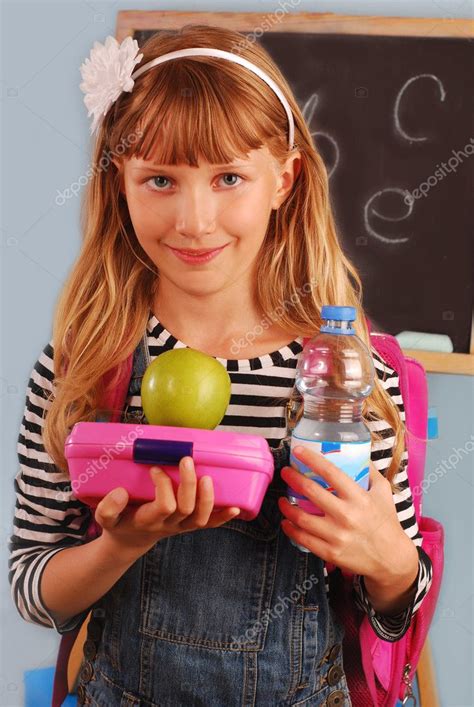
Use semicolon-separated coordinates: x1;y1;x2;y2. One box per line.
8;312;433;642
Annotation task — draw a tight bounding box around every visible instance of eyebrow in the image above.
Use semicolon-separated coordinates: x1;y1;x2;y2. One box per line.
132;162;253;171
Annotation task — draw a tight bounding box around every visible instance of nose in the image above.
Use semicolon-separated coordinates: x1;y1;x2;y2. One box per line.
174;187;216;239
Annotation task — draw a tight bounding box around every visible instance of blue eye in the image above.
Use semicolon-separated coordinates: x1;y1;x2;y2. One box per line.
146;173;244;192
220;174;241;187
148;176;171;190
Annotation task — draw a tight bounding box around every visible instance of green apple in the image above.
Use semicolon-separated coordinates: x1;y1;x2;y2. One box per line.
141;348;231;428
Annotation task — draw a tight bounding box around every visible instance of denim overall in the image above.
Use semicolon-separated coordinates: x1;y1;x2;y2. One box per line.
76;333;352;707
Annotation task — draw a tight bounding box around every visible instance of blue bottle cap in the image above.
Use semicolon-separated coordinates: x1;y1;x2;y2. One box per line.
321;305;356;322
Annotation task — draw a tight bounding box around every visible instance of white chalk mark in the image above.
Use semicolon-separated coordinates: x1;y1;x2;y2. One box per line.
311;132;340;177
301;93;340;177
394;74;446;143
364;188;413;244
302;93;319;125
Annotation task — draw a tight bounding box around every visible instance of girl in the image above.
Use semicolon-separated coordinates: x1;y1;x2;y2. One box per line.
9;25;433;706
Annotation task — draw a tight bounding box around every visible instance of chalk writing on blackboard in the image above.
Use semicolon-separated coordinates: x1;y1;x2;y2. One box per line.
394;74;446;142
364;188;412;244
302;92;340;177
313;131;340;178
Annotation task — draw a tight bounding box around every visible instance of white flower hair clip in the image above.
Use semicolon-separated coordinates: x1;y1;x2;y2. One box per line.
79;35;143;136
78;35;296;147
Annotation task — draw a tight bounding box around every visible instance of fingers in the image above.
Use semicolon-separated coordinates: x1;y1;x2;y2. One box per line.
172;459;239;528
134;464;178;526
162;459;216;528
136;456;200;527
202;506;241;528
290;446;357;501
179;499;241;531
115;457;240;533
174;457;199;518
158;457;205;526
192;473;216;526
281;465;345;521
95;487;129;529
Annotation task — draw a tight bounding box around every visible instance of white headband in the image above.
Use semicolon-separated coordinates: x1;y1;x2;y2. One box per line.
79;35;295;149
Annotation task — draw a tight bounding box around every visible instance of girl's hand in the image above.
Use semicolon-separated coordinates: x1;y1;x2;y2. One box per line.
94;456;240;564
279;446;418;582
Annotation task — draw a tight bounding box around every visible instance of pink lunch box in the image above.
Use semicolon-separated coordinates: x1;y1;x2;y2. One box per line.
65;421;275;521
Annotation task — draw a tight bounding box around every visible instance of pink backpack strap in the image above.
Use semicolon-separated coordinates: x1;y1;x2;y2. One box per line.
359;618;386;704
369;331;427;523
100;354;135;422
51;347;134;707
51;629;84;707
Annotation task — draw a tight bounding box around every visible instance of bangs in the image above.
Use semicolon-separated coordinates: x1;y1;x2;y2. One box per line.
114;59;279;167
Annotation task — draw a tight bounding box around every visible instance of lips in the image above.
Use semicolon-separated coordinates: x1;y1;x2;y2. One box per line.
168;245;228;255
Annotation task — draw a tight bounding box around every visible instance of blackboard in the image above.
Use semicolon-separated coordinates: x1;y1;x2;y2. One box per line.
117;12;473;374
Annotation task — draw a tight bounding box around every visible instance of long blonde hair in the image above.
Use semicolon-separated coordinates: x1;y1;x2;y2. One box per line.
44;24;406;491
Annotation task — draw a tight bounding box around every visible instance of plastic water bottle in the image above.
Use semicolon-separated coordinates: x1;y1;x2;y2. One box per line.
287;305;375;553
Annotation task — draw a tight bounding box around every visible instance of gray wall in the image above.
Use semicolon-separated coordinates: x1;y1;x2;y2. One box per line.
1;1;472;705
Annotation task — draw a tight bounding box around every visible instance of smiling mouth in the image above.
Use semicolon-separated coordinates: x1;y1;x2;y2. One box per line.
167;244;229;255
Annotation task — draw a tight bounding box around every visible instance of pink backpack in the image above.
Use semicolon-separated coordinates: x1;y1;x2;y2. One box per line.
52;324;444;707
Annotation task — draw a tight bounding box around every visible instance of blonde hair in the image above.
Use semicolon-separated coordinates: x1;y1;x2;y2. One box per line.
44;24;406;491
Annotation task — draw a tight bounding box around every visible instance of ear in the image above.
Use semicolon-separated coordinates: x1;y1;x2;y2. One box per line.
272;150;302;210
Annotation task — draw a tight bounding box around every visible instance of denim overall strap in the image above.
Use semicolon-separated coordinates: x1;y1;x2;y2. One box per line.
131;331;150;393
121;331;150;422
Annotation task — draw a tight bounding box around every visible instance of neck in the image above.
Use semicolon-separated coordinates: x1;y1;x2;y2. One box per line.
152;274;265;346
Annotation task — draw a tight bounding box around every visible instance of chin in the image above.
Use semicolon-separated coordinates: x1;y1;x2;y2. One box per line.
180;277;229;296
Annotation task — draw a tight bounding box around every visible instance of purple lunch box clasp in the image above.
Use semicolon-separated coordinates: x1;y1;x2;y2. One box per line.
133;438;194;465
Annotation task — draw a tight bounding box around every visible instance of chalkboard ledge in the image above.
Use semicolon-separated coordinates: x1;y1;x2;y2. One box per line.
402;349;474;376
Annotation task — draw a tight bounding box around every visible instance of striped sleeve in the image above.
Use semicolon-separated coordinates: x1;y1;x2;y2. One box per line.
8;340;93;634
351;352;433;642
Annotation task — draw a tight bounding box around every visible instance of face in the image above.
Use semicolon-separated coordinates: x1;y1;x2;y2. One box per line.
114;145;301;295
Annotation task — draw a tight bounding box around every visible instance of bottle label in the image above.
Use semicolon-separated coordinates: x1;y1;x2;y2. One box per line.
288;438;370;504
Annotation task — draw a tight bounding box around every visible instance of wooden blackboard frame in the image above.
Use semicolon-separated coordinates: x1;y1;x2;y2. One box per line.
115;11;473;378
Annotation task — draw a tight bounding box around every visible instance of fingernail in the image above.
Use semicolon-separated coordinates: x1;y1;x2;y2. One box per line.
110;488;126;503
151;467;163;474
183;457;194;471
